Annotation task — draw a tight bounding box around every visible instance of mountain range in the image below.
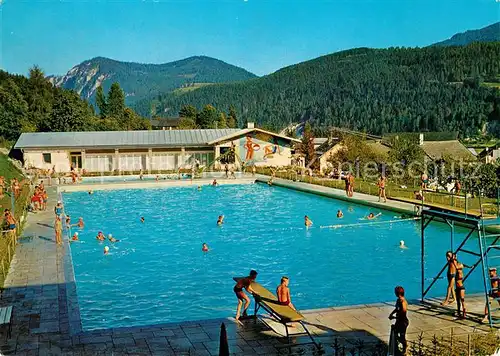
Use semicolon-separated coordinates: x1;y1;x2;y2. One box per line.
432;22;500;47
48;22;500;137
47;56;256;105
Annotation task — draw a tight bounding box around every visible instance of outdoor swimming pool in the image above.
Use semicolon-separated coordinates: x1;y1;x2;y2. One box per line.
62;183;489;331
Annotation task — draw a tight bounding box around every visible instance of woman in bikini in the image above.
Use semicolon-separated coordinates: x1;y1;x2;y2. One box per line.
441;251;456;305
454;254;468;319
233;270;258;321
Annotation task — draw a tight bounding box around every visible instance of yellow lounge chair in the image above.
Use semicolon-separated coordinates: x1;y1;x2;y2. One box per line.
233;277;319;351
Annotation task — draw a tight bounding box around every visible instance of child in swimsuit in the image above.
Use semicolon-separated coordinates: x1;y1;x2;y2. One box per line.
441;251;456;305
77;217;84;229
54;201;63;217
389;286;409;355
276;276;295;310
108;234;119;243
377;175;387;203
336;210;343;218
202;243;209;252
72;232;79;241
233;270;258;321
482;267;500;323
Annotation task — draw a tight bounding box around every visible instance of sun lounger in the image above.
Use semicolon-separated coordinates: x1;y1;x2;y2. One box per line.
0;306;13;340
233;277;319;350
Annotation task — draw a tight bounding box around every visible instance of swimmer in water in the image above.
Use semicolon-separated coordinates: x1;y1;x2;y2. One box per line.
104;246;109;255
202;243;209;252
76;217;84;228
96;231;105;241
399;240;408;249
304;215;313;228
197;186;202;191
337;210;344;218
71;232;79;241
140;217;145;223
366;213;382;220
212;179;218;186
88;190;93;195
108;234;119;243
217;215;224;226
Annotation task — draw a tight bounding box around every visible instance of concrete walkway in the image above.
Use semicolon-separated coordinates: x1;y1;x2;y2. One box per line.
0;180;498;355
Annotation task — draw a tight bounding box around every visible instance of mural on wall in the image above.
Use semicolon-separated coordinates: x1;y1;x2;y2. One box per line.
239;132;289;165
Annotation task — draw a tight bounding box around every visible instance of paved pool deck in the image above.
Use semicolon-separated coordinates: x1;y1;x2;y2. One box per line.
0;178;498;355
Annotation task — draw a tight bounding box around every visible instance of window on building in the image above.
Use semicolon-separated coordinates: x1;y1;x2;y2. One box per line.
219;147;235;164
42;153;52;164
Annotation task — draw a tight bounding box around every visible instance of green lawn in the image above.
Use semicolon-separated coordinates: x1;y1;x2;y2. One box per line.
0;153;29;287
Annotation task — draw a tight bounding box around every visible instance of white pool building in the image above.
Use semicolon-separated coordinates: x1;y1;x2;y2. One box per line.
13;124;300;173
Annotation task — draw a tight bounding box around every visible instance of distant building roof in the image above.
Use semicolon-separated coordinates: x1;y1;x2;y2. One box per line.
421;140;475;160
14;129;241;149
207;128;300;145
150;118;181;128
366;141;391;157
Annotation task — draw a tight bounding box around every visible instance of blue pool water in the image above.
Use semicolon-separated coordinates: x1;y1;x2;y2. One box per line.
63;184;489;331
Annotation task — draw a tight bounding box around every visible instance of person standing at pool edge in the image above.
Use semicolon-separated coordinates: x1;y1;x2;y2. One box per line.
388;286;409;355
441;251;456;306
55;215;63;245
233;270;258;321
377;175;387;203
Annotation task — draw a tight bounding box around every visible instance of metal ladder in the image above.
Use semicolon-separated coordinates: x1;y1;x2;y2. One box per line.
478;196;500;327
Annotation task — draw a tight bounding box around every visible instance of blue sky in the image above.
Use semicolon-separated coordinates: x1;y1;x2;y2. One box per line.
1;0;498;76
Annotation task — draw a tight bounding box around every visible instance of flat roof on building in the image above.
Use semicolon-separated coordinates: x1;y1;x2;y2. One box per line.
14;129;242;149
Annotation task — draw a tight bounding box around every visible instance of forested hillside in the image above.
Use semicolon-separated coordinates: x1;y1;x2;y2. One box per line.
49;56;257;107
140;43;500;137
0;67;149;145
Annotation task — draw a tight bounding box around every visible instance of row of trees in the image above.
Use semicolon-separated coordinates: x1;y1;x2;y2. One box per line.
143;43;500;137
295;127;499;197
177;104;238;129
0;67;149;144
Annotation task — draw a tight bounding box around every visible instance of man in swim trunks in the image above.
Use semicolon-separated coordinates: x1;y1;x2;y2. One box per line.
304;215;313;227
233;270;258;321
482;267;500;323
76;217;84;229
389;286;409;355
348;173;355;197
276;276;295;310
441;251;456;305
225;164;229;178
377;175;387;203
421;172;428;190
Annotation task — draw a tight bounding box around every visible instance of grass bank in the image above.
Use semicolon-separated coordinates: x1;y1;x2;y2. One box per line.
0;153;30;287
255;167;499;216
